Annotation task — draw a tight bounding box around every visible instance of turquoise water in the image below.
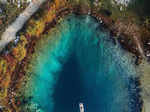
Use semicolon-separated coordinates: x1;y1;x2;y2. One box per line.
24;15;141;112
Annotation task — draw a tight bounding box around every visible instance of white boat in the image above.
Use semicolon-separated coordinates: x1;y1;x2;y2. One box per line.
79;102;84;112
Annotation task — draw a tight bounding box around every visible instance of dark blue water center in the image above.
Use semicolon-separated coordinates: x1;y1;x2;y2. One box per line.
26;15;141;112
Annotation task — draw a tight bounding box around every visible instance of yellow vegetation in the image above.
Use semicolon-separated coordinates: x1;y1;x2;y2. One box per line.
35;20;45;37
0;59;7;75
25;0;68;38
12;36;27;61
0;0;70;111
0;36;27;99
12;45;26;61
0;59;9;98
0;74;11;98
55;0;67;9
45;9;56;23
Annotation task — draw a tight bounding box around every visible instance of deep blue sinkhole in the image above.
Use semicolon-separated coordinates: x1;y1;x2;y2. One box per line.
26;14;142;112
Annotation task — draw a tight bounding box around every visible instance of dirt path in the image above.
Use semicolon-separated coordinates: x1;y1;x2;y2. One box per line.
0;0;46;51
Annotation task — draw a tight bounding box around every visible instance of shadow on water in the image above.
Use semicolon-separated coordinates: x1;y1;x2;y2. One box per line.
52;54;85;112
